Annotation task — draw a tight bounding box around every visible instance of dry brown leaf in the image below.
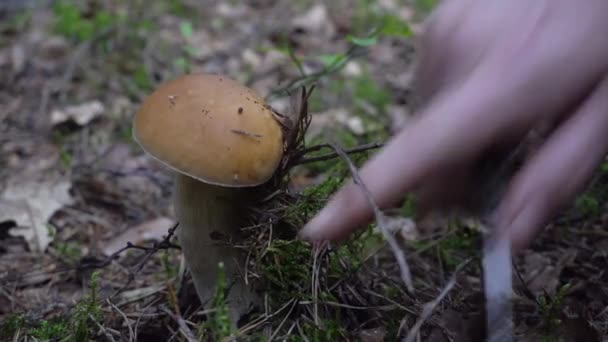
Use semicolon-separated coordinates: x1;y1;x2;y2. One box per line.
0;177;73;252
50;100;105;126
523;249;577;295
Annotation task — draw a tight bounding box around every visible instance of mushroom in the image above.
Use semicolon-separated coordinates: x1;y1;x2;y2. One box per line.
132;74;284;324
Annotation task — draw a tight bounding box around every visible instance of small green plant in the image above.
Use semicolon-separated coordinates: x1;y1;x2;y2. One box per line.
438;223;480;268
29;319;70;341
70;271;103;341
52;132;74;170
173;20;200;73
161;250;178;280
52;1;118;42
132;64;153;92
300;319;349;341
538;283;572;340
574;193;602;218
351;0;412;39
56;241;82;264
198;262;233;341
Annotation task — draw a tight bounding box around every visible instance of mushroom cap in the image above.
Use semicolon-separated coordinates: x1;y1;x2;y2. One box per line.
133;74;284;187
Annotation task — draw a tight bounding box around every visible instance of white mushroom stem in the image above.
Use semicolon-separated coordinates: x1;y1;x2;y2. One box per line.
174;173;257;325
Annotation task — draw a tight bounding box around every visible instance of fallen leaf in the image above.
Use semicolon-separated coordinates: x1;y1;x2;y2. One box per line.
522;249;577;295
50;100;105;126
101;217;176;256
0;178;73;252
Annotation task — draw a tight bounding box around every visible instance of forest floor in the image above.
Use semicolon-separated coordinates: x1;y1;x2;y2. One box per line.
1;1;607;341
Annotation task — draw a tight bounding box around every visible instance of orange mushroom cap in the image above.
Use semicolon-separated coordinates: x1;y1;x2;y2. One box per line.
133;74;284;187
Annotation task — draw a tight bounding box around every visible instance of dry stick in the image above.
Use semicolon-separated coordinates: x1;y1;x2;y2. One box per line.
403;259;472;342
268;299;299;341
90;313;118;342
101;223;181;300
160;306;198;342
107;299;135;342
327;142;414;293
293;142;384;166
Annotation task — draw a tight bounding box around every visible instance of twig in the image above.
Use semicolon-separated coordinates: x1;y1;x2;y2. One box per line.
292;142;384;166
267;45;367;100
513;262;541;305
403;259;472;342
100;223;180;300
310;242;326;326
269;299;298;341
327;142;414;292
0;223;180;288
235;298;297;337
91;313;117;342
161;306;198;342
82;222;180;271
107;299;135;342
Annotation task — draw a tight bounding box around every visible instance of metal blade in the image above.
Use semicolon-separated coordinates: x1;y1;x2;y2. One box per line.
482;231;514;342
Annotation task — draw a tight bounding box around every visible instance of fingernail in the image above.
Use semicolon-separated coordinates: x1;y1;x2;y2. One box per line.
299;209;331;241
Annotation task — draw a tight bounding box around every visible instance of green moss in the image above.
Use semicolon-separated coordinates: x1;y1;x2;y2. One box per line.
0;314;25;340
300;320;349;341
30;319;70;341
574;193;602;219
0;272;102;341
257;239;312;304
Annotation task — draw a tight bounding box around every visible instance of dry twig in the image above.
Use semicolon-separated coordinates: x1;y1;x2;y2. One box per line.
327;142;414;292
161;306;198;342
403;259;472;342
292;142;384;166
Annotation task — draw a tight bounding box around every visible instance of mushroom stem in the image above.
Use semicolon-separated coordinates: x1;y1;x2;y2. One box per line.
174;173;256;325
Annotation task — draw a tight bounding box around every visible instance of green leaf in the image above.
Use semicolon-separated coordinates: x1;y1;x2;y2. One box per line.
347;35;378;47
179;21;193;39
183;45;200;57
318;53;346;68
379;14;412;38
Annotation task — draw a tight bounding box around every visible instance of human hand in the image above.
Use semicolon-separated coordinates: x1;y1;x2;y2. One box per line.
300;0;608;251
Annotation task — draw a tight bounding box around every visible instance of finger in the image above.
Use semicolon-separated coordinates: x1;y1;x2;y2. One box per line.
494;75;608;251
301;35;604;242
300;64;553;241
